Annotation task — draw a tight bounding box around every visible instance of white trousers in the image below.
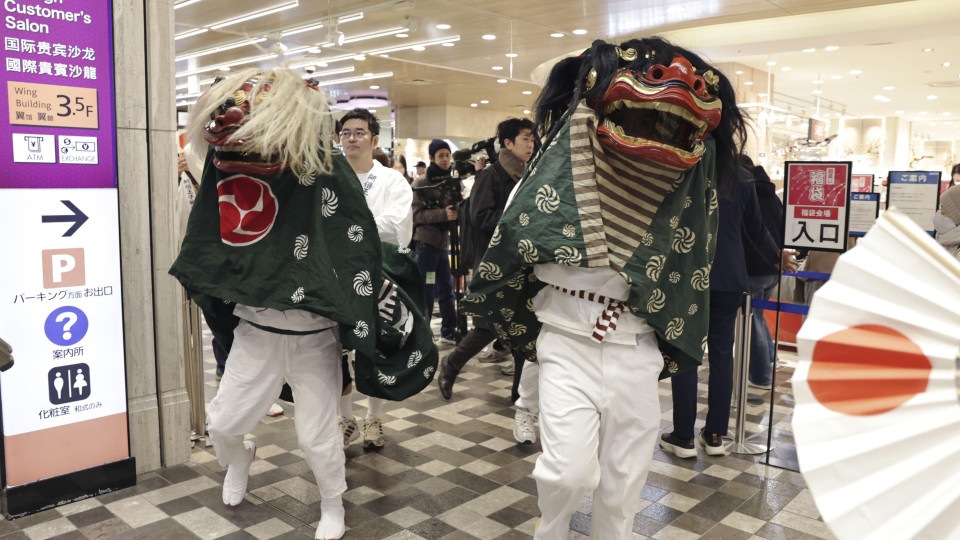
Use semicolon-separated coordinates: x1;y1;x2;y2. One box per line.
532;326;663;540
207;321;347;499
515;360;540;415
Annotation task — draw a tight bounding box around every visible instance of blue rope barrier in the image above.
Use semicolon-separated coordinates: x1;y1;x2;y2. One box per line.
751;299;809;315
782;270;831;281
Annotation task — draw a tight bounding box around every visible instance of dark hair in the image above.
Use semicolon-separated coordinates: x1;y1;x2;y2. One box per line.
373;148;389;167
339;108;380;136
952;163;960;177
392;154;407;171
497;117;536;147
738;154;755;170
534;36;748;191
452;148;473;161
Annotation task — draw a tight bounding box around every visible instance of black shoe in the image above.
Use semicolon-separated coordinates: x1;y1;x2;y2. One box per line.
700;429;729;456
437;359;456;401
439;331;461;345
659;432;697;458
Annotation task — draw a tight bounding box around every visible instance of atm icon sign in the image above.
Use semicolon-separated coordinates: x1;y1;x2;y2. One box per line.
42;248;85;288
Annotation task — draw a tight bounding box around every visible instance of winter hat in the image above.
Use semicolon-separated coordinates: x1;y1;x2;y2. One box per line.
942;183;960;224
428;139;450;157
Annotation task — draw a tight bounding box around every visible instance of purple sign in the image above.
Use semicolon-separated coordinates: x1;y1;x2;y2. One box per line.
1;0;116;188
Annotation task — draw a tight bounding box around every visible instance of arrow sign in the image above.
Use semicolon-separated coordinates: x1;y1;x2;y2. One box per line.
42;200;88;237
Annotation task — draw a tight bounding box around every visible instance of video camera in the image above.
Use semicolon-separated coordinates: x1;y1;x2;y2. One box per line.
471;137;498;164
411;175;463;211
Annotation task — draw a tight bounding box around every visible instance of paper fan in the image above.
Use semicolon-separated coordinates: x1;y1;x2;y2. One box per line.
793;209;960;540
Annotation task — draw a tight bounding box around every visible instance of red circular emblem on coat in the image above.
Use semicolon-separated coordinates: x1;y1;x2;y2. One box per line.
217;175;279;246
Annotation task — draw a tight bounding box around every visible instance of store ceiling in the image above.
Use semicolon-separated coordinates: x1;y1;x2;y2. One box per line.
174;0;959;141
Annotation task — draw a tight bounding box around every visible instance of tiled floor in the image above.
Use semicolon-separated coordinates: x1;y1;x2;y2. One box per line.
0;323;834;540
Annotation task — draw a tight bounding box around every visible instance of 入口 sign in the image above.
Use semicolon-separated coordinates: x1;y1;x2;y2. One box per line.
783;161;852;252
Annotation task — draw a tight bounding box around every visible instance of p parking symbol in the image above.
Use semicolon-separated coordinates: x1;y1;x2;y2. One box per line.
42;248;85;288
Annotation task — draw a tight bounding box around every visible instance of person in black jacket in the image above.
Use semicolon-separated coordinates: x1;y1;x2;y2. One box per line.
660;166;795;458
744;159;792;388
437;118;535;404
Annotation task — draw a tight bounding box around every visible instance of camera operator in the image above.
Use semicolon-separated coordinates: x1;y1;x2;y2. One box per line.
412;139;461;344
437;118;536;409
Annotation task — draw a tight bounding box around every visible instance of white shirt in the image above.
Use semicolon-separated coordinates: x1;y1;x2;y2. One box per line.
357;160;414;246
533;264;653;345
233;305;337;332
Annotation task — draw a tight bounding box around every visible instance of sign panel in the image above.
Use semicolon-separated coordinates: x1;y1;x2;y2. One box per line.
849;193;880;236
783;161;852;252
851;174;874;193
1;0;128;497
886;171;941;235
0;0;117;189
808;118;828;142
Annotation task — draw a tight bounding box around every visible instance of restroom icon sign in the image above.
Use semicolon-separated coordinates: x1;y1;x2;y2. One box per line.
48;363;91;405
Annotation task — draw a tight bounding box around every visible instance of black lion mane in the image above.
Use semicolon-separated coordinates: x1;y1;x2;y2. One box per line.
534;36;748;192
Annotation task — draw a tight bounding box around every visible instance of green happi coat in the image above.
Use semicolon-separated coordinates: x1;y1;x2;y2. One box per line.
461;104;719;379
170;151;437;400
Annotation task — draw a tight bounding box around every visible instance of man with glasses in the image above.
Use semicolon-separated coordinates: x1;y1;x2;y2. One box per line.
337;108;414;449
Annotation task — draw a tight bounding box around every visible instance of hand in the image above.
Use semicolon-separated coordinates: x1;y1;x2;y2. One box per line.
779;249;800;273
177;154;189;175
445;205;458;221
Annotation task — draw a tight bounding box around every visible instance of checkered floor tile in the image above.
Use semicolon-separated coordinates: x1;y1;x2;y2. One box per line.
0;322;833;540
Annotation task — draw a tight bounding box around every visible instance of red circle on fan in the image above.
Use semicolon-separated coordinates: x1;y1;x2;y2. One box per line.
809;325;931;416
216;175;279;246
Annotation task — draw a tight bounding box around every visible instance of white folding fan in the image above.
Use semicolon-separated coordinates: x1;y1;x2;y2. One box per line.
793;209;960;540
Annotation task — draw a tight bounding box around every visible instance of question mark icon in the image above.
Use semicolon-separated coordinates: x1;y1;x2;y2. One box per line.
56;312;78;340
44;307;88;346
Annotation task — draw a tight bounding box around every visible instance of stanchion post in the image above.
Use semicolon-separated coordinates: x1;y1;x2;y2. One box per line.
731;304;743;409
730;292;769;455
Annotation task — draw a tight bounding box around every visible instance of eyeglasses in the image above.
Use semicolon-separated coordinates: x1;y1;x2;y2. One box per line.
339;130;368;140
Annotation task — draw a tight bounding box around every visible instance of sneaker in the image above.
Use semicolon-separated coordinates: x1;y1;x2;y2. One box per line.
513;407;537;444
501;363;515;376
222;440;256;506
659;432;697;458
215;367;224;381
700;430;729;456
439;332;461;345
478;347;511;363
265;403;284;417
748;379;773;390
340;416;360;448
362;416;385;448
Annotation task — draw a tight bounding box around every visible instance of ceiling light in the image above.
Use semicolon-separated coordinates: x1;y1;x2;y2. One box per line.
492;66;503;70
480;100;489;104
442;42;454;47
812;89;823;94
883;86;895;91
175;37;266;62
505;53;518;58
758;93;768;97
353;54;366;61
175;28;208;40
813;80;823;84
522;90;532;95
550;32;563;38
922;48;934;52
802;48;816;53
524;109;531;114
873;95;891;102
369;85;380;89
781;67;792;72
395;33;409;38
943;112;952;116
496;78;507;83
176;53;278;78
894;110;904;114
766;61;777;66
337;13;364;24
850;69;862;75
943;62;952;67
831;75;842;80
298;66;356;79
209;1;299;30
313;72;393;87
735;70;743;75
920;111;928;115
572;29;588;35
927;95;938;100
470;103;478;107
482;34;496;40
281;21;325;37
174;0;203;9
436;24;451;30
369;109;377;113
367;36;460;55
411;46;426;51
744;81;753;85
308;46;321;54
343;27;411;44
825;45;839;51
